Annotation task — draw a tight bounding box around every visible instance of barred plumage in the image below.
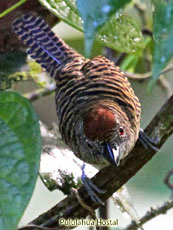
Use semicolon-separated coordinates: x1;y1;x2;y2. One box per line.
13;14;141;167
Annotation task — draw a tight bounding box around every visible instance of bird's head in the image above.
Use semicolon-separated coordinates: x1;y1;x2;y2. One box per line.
83;106;131;166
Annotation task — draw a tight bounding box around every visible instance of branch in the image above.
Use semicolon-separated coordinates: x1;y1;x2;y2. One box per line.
18;93;173;230
25;83;56;102
125;66;173;98
123;169;173;229
158;75;172;98
165;169;173;191
123;200;173;230
124;64;173;80
134;0;148;27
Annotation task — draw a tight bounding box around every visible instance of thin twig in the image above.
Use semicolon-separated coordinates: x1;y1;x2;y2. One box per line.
98;201;109;230
72;188;97;219
25;83;56;101
159;75;172;98
124;65;173;80
123;200;173;230
0;0;27;18
165;169;173;190
18;224;56;230
134;0;147;27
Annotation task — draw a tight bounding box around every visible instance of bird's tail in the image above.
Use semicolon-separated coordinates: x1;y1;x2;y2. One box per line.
12;13;82;78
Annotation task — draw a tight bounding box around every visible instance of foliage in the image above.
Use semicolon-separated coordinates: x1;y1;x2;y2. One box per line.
38;0;173;86
0;0;173;229
39;0;144;57
0;92;41;230
149;0;173;89
76;0;131;57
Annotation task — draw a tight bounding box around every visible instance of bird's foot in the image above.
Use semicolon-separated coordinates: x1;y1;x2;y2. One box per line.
81;163;105;205
139;128;159;151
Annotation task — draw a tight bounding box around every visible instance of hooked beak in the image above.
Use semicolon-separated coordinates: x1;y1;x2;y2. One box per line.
105;143;121;166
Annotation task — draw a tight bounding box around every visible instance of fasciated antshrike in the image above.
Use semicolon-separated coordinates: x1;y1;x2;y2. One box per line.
13;14;156;203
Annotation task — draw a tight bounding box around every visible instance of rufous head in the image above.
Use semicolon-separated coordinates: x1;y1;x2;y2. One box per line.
83;107;116;141
83;106;131;166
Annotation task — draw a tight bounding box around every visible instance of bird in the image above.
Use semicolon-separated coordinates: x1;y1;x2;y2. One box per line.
12;13;156;204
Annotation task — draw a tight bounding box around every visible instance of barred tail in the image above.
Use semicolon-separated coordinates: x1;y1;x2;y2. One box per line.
12;13;81;78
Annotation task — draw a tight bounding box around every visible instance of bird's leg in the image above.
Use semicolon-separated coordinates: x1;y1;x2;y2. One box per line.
81;163;105;205
139;128;159;151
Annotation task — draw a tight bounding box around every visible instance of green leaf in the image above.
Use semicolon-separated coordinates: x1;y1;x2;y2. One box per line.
0;91;41;230
97;12;144;54
39;0;83;32
149;0;173;90
76;0;130;57
39;0;144;55
120;54;139;72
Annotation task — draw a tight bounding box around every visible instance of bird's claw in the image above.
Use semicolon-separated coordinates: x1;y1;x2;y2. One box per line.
81;164;106;205
139;128;159;151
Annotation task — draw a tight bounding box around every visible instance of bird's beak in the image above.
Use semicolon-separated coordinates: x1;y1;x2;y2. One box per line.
105;143;121;166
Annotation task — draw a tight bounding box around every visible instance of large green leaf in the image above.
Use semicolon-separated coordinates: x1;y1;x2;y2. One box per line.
76;0;130;57
149;0;173;89
39;0;82;31
97;12;144;54
39;0;144;56
0;91;41;230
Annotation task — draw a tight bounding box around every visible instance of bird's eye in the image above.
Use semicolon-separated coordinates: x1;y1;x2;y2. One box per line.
119;127;124;136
